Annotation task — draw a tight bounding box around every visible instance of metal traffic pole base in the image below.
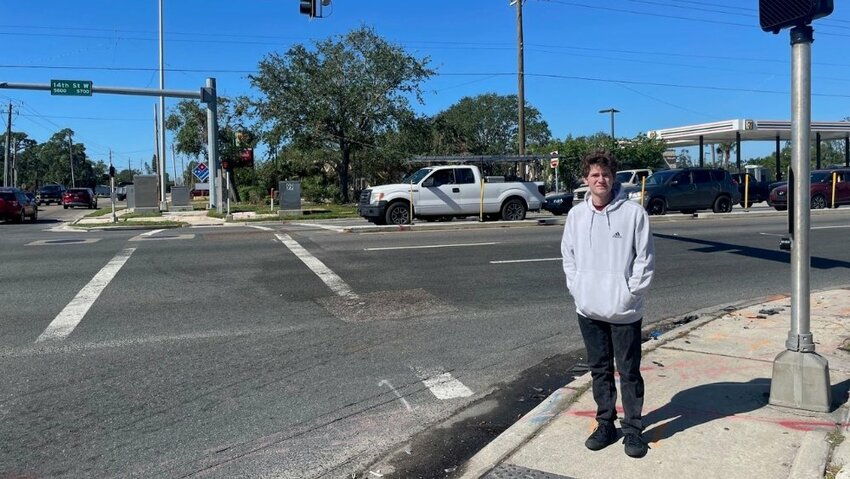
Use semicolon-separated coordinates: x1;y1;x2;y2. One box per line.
768;24;831;414
769;349;831;412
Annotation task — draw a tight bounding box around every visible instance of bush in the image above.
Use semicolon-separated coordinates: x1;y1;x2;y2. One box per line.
300;176;340;203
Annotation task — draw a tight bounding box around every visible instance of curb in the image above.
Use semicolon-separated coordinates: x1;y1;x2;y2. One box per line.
456;289;850;479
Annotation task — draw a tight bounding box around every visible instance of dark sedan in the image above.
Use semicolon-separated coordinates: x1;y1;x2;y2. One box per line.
542;191;574;216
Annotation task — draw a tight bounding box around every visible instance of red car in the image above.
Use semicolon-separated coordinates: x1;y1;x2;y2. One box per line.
768;168;850;211
63;188;98;209
0;187;38;223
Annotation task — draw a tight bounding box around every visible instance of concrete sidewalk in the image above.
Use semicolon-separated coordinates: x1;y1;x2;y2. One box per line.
461;288;850;479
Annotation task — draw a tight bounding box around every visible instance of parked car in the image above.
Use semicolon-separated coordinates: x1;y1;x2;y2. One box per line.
767;168;850;211
542;191;575;216
625;167;741;215
94;185;111;198
0;187;38;222
573;168;652;203
36;183;66;205
732;166;776;207
62;188;98;209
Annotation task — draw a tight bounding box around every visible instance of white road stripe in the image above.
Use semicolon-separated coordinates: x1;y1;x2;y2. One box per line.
365;242;497;251
812;225;850;230
142;229;164;237
129;234;195;242
36;248;136;342
249;225;274;231
275;233;359;300
490;257;561;264
421;372;474;400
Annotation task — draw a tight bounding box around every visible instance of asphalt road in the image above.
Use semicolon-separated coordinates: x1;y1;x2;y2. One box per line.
1;206;849;478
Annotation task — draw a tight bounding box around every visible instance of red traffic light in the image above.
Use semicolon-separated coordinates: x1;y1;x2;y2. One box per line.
759;0;833;33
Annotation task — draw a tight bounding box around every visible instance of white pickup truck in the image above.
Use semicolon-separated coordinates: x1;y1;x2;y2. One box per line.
357;164;545;225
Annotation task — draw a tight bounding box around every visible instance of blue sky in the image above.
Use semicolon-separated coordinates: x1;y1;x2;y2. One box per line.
2;0;850;175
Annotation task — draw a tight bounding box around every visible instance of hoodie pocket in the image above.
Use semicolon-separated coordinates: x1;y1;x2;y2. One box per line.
572;270;636;319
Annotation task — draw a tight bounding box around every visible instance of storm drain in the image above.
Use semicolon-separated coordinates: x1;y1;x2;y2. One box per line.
316;288;456;322
484;464;576;479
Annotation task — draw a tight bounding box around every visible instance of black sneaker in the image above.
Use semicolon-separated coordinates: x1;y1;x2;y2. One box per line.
585;421;617;451
623;432;648;458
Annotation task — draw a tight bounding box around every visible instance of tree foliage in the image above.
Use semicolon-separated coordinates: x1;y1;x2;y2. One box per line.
249;26;434;202
431;93;551;155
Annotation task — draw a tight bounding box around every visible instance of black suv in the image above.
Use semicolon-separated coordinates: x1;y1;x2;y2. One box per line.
36;184;67;205
626;168;741;215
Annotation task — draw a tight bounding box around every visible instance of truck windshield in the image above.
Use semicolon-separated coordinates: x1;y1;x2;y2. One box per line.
401;168;433;184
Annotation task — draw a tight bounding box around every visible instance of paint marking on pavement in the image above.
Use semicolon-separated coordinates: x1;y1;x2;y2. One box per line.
490;257;561;264
812;225;850;230
36;247;136;342
365;242;497;251
759;232;784;237
129;234;195;242
142;229;164;237
249;225;274;231
378;380;414;412
420;371;474;400
275;233;359;300
292;223;347;232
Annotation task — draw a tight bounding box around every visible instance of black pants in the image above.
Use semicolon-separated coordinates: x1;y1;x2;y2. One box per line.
577;314;644;435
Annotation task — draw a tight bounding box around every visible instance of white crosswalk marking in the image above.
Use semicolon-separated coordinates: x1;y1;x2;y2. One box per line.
36;248;136;342
421;372;474;400
275;233;359;300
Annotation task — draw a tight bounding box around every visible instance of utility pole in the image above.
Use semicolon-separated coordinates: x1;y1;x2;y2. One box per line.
3;101;11;187
158;0;168;210
514;0;526;178
68;131;75;187
153;104;159;175
171;142;177;186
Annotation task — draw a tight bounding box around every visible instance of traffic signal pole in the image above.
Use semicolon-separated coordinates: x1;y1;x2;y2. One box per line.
769;24;830;413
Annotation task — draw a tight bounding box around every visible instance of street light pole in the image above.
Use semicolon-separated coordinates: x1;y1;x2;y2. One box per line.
599;108;620;149
158;0;168;211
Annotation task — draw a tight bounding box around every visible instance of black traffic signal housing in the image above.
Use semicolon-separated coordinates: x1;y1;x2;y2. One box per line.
760;0;833;33
109;165;116;178
299;0;316;18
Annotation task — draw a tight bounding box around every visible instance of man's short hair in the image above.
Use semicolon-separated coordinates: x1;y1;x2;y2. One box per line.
580;150;618;178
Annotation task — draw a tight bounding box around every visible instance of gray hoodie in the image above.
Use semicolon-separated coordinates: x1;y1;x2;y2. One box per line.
561;184;655;324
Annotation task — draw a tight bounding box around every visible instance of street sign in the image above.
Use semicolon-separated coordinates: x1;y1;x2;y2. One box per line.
50;80;92;96
550;158;559;168
193;162;209;182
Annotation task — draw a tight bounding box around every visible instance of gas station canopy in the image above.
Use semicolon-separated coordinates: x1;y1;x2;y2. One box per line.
648;119;850;147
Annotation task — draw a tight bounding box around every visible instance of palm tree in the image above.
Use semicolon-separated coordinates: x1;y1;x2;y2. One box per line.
715;142;737;170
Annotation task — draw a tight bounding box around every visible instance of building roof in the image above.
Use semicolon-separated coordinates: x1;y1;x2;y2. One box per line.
647;119;850;147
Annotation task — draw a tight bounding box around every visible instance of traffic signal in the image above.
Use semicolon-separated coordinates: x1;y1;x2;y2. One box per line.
759;0;833;33
299;0;316;17
221;159;231;171
109;165;116;178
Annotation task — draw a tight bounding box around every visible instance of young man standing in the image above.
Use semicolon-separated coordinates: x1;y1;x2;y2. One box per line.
561;150;655;458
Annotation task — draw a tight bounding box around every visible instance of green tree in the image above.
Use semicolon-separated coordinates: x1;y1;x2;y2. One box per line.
431;93;551;156
249;26;434;202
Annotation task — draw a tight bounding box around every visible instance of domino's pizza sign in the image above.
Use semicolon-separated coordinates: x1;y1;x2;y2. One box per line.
193;162;209;182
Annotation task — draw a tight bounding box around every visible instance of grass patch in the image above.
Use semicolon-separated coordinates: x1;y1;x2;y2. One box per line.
825;463;842;479
827;430;845;447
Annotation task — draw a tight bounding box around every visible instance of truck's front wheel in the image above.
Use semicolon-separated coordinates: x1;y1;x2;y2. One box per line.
500;198;526;221
385;202;410;225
